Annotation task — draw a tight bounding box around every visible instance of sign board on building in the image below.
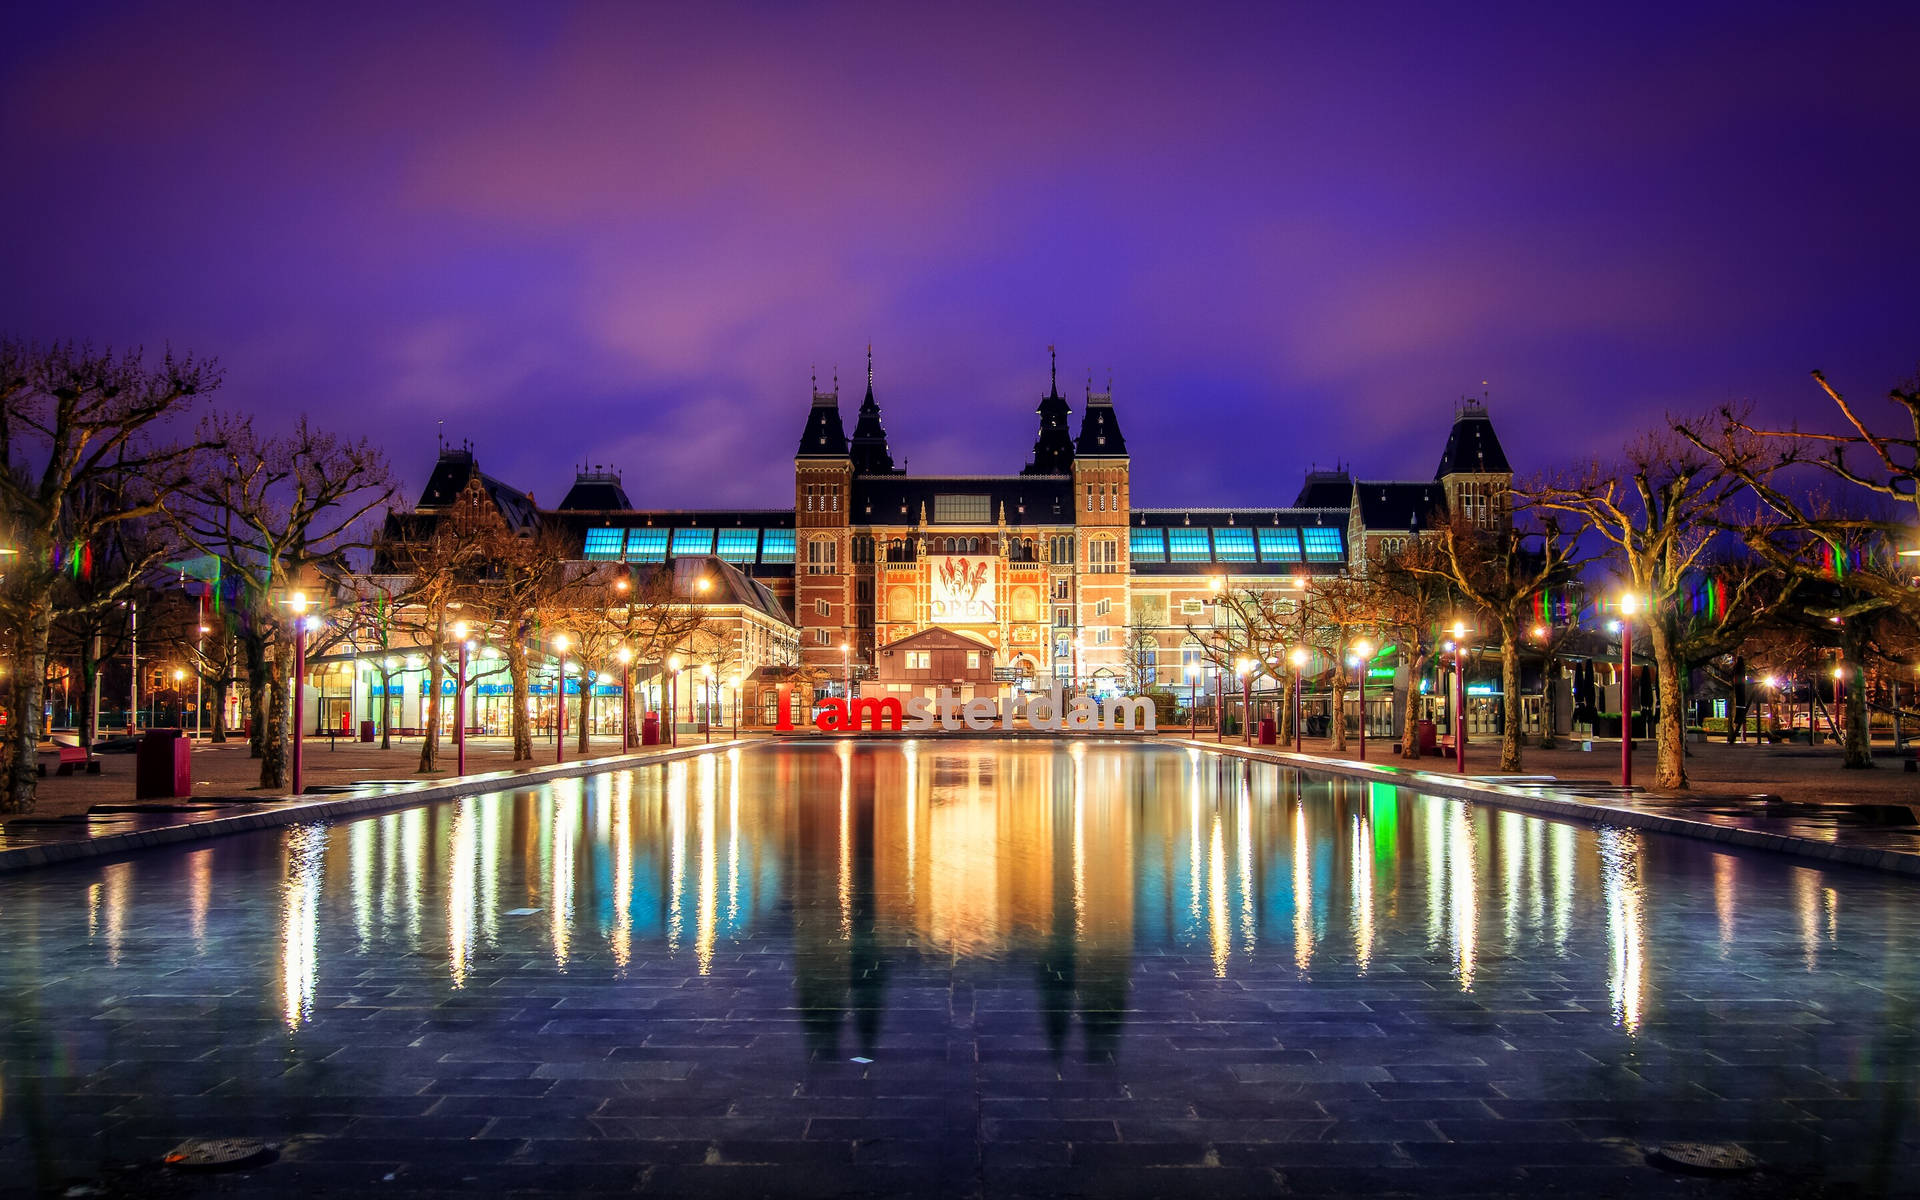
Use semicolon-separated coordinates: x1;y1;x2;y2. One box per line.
930;555;996;624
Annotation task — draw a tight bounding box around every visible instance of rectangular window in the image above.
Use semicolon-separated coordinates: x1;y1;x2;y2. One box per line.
966;651;980;669
760;529;796;563
907;650;930;670
933;494;992;524
1095;628;1110;645
583;527;625;560
1051;534;1074;565
815;599;830;618
1167;527;1211;562
806;537;838;575
1130;527;1165;562
1211;527;1255;562
1054;606;1073;628
815;629;830;645
1257;527;1302;562
1303;527;1344;563
1094;598;1110;617
623;527;668;561
1181;598;1204;617
1085;484;1095;512
715;528;758;563
1053;579;1071;600
671;528;714;557
1088;538;1118;574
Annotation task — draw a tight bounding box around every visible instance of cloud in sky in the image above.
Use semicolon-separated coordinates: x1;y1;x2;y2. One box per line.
3;0;1916;507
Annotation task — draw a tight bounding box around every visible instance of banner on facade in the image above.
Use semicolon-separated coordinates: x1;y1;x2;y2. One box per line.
929;554;996;624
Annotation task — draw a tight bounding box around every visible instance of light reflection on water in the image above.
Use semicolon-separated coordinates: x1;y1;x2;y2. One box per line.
8;741;1917;1056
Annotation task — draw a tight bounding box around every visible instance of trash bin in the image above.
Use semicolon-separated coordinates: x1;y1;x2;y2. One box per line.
360;720;375;743
135;728;191;799
1257;718;1277;745
1416;719;1438;755
640;714;661;746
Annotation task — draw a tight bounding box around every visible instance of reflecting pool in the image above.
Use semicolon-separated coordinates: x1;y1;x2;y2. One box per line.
2;741;1917;1197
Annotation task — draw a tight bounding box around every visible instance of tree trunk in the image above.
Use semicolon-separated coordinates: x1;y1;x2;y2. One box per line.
1499;620;1523;773
419;631;444;773
577;676;591;755
1400;652;1425;761
508;644;532;761
211;679;229;743
244;631;269;759
259;639;290;791
76;639;98;752
1539;656;1558;750
3;605;55;814
1330;651;1348;752
1648;617;1687;790
1840;625;1872;769
376;668;393;750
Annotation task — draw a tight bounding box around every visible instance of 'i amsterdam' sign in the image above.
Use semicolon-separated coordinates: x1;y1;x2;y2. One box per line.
783;684;1158;735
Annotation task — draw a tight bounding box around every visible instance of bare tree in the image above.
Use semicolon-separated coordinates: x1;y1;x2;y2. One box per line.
1530;430;1740;786
0;341;216;812
1404;510;1581;773
1370;535;1457;760
462;518;570;760
1302;573;1377;752
175;416;392;790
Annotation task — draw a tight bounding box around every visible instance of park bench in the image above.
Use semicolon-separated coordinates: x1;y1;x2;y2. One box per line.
36;742;101;777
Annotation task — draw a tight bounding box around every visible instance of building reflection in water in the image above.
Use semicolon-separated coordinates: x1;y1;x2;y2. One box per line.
215;743;1903;1064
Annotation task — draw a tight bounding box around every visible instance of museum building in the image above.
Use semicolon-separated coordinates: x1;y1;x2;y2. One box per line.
401;350;1515;703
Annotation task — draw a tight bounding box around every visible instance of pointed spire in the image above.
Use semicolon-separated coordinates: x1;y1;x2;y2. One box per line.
1023;344;1076;475
866;343;874;396
850;343;897;475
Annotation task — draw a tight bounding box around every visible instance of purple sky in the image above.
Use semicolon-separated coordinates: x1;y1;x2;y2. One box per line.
4;2;1916;511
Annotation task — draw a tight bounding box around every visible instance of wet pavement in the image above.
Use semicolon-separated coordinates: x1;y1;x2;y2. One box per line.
1;741;1916;1197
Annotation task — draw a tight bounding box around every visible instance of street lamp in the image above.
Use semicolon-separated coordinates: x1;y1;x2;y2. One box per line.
553;633;570;764
1618;593;1638;787
617;646;634;749
288;592;318;796
1289;646;1309;752
1451;620;1469;773
1186;662;1200;739
1351;640;1373;761
451;621;471;775
1236;657;1254;745
840;641;851;698
667;654;683;747
730;673;743;739
703;664;715;744
1833;663;1846;747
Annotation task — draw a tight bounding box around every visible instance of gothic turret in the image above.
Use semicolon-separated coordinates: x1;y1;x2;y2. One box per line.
1074;375;1127;457
795;369;848;458
1021;345;1076;475
848;345;898;475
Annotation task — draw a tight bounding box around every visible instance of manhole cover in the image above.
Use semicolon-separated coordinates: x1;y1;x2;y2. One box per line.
162;1137;273;1171
1650;1142;1758;1175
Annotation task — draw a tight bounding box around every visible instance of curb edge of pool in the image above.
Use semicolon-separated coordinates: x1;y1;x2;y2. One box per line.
0;740;752;875
1177;739;1920;879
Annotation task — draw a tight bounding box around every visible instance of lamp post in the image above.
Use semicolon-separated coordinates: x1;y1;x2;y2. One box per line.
1186;663;1199;739
703;664;715;744
450;622;470;775
171;668;185;727
1833;664;1846;747
552;634;569;764
1617;594;1637;788
840;641;851;698
1237;659;1253;745
1352;640;1373;762
289;592;313;796
731;674;742;739
1290;646;1309;752
618;646;634;749
1451;620;1468;774
667;654;682;747
195;624;209;739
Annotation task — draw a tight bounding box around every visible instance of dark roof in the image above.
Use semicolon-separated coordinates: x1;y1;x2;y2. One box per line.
1354;481;1448;532
849;348;899;475
413;449;538;530
796;389;849;458
1023;351;1076;475
556;470;632;511
851;475;1074;525
1074;391;1127;457
1435;402;1511;477
1293;469;1352;509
